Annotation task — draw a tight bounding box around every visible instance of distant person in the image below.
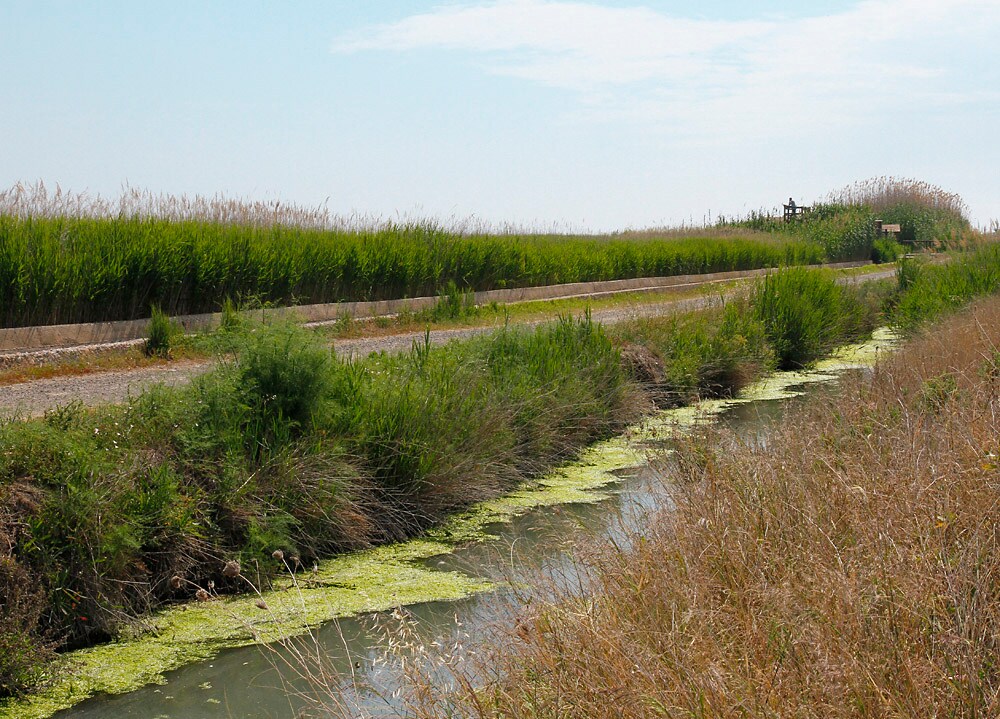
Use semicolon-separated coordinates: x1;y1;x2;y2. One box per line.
788;197;796;211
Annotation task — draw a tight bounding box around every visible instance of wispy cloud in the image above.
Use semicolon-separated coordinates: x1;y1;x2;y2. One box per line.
333;0;1000;140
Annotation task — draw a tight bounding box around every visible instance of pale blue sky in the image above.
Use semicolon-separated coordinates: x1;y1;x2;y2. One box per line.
2;1;997;230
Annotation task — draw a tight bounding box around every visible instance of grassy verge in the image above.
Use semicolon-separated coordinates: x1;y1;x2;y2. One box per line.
410;294;1000;719
0;267;890;698
892;244;1000;329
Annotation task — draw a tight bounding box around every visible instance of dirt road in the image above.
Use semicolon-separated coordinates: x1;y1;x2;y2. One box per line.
0;269;896;418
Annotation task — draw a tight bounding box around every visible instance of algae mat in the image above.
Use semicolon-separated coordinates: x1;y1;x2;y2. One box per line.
0;329;897;719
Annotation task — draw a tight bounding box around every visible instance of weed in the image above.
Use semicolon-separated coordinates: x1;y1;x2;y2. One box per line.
143;306;179;358
750;268;868;368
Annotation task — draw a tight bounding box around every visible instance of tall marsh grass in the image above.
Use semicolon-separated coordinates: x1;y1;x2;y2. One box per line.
719;177;976;259
0;184;828;329
893;244;1000;329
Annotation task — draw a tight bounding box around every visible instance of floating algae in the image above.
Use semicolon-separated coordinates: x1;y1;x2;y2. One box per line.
0;435;649;719
0;329;898;719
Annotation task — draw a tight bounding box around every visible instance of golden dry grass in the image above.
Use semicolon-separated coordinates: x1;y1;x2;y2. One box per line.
827;177;969;218
380;297;1000;719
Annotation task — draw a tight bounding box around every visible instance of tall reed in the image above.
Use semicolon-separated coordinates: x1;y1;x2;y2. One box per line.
0;184;828;329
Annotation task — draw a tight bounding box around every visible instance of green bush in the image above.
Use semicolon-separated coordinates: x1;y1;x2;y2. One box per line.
750;268;867;368
235;322;333;452
871;237;905;264
610;306;773;404
143;305;179;357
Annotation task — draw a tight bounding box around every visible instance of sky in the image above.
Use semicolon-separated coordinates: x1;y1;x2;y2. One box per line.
1;0;998;231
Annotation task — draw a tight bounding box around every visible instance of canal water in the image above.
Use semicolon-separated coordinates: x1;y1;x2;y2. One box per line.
53;336;888;719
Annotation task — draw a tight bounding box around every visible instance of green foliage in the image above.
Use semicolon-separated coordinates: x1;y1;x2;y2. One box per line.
233;322;332;452
0;312;634;685
431;281;477;321
718;177;974;262
871;237;905;264
718;203;878;261
892;245;1000;330
0;213;823;328
878;201;970;248
611;305;773;403
143;306;179;358
750;268;869;368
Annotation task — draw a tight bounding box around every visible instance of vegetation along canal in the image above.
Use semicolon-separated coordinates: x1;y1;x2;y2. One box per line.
47;331;895;719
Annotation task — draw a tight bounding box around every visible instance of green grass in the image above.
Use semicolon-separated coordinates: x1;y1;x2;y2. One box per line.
0;215;824;329
892;245;1000;329
749;267;876;368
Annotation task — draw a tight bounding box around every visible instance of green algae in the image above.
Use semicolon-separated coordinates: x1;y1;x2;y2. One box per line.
0;441;645;719
0;328;899;719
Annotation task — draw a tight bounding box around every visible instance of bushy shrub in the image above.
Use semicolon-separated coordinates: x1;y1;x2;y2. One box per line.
871;237;905;263
235;322;333;451
751;268;865;368
143;305;179;357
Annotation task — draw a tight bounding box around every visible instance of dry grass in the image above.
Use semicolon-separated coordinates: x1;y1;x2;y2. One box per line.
0;347;180;386
356;297;1000;719
827;177;969;218
0;180;360;230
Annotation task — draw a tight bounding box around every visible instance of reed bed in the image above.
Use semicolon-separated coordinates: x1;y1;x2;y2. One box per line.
718;177;976;258
0;183;829;329
0;215;822;329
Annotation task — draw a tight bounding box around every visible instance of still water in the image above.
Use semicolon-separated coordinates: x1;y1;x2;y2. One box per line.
56;367;856;719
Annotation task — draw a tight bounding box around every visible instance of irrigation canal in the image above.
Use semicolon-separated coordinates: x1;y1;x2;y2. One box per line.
39;331;896;719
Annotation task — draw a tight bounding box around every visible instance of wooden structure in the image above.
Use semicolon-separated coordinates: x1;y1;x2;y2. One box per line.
783;199;810;222
874;220;902;237
875;220;937;249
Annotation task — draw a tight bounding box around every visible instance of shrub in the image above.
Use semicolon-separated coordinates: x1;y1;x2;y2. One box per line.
234;322;333;452
871;237;905;263
143;305;179;358
751;268;865;368
610;306;773;404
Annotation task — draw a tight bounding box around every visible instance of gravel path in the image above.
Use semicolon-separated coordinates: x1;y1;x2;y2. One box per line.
0;269;896;419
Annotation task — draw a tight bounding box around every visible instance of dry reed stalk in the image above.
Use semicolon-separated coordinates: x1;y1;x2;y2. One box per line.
826;176;969;218
349;297;1000;719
